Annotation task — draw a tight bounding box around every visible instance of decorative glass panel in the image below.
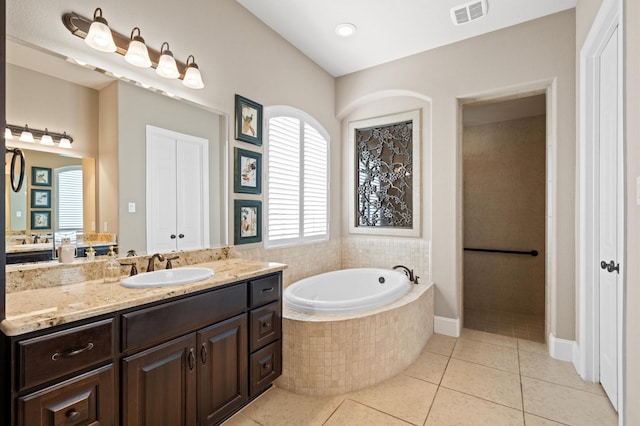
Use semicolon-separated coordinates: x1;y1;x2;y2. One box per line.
356;120;413;228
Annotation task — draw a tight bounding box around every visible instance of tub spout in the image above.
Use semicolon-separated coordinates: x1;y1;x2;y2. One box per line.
393;265;419;284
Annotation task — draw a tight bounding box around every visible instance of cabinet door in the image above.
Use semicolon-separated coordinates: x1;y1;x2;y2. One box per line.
197;314;248;426
122;334;197;426
18;364;114;426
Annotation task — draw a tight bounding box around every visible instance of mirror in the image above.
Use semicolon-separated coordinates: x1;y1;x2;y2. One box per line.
5;39;228;262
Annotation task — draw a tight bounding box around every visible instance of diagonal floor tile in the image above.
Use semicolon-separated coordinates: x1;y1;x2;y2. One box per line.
425;333;457;356
240;387;345;426
519;351;605;395
325;399;413;426
221;412;262;426
518;339;549;356
441;358;522;410
425;387;524;425
524;413;568;425
460;328;518;349
452;337;519;374
403;349;450;385
522;377;617;426
348;374;438;425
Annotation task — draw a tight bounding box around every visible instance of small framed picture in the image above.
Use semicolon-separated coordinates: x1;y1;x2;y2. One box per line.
31;188;51;208
31;211;51;230
234;200;262;244
235;94;263;146
31;166;52;186
234;148;262;194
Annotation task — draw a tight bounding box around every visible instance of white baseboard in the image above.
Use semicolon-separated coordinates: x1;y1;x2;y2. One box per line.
549;333;575;362
434;316;461;337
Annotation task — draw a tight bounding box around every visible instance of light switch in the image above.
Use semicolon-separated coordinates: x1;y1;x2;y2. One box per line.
128;202;136;213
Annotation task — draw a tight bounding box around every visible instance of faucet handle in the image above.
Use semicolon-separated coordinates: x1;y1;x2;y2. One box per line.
165;255;180;269
120;262;138;276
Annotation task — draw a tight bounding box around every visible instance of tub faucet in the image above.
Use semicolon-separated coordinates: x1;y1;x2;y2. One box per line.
147;253;165;272
393;265;420;284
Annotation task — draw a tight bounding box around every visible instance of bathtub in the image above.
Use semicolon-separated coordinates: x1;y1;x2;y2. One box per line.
283;268;411;314
278;269;434;396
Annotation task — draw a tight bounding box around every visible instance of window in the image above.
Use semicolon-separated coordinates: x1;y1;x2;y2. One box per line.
55;166;83;231
265;107;329;247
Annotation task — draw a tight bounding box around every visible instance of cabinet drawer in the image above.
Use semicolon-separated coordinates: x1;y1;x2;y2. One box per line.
18;319;114;391
249;274;281;308
18;364;114;426
249;341;282;397
122;283;247;353
249;301;281;353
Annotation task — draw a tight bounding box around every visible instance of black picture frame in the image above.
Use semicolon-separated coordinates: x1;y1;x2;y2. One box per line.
234;200;262;244
31;166;52;186
234;148;262;194
30;188;51;208
235;94;263;146
31;210;51;230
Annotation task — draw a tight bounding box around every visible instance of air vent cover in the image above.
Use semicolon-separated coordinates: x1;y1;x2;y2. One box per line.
451;0;488;25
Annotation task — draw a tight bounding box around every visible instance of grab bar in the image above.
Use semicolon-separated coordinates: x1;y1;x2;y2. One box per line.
464;247;538;257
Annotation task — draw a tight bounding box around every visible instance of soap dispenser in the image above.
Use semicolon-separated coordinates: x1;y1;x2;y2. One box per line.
103;246;121;283
58;237;75;264
86;242;96;261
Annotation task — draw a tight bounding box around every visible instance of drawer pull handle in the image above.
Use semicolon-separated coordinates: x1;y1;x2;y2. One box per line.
263;363;271;370
260;287;274;293
52;342;94;360
262;322;271;328
201;344;207;365
66;409;80;421
188;348;196;371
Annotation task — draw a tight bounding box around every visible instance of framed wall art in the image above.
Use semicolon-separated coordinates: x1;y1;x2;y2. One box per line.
235;94;263;146
30;188;51;208
234;199;262;244
31;211;51;230
31;166;52;186
234;148;262;194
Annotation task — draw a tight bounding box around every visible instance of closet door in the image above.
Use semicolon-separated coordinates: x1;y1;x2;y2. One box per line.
147;126;209;254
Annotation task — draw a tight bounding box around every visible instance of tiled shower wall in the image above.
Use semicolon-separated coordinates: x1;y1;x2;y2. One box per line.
463;115;546;315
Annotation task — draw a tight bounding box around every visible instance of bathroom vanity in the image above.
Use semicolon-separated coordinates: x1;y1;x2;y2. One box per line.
0;259;284;426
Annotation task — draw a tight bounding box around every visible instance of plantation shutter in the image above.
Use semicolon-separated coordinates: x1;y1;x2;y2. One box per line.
57;167;83;230
303;123;328;236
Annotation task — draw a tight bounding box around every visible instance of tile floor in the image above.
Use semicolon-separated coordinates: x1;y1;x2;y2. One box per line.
464;308;546;343
223;329;618;426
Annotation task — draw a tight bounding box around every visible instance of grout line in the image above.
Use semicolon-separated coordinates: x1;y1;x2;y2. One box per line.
518;339;526;425
321;398;349;426
438;384;524;413
341;398;418;425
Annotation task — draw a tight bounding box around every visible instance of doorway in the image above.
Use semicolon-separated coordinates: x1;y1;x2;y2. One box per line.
462;94;546;343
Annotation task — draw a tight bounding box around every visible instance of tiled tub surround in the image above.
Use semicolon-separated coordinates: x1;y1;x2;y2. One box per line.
1;255;286;336
277;282;434;396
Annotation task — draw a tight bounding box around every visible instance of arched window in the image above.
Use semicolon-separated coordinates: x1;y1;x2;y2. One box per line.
265;106;329;247
55;166;83;231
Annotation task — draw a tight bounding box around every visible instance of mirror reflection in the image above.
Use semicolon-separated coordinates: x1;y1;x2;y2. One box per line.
5;39;228;264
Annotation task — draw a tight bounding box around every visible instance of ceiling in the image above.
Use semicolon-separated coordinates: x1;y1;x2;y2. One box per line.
236;0;576;77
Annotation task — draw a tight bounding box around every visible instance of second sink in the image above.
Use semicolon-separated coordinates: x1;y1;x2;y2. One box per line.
121;267;215;288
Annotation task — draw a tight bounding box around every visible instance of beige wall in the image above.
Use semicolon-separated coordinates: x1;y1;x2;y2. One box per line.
337;11;576;339
463;116;546;316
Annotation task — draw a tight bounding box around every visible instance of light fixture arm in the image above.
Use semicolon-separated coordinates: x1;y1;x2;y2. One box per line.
62;11;187;79
6;124;74;144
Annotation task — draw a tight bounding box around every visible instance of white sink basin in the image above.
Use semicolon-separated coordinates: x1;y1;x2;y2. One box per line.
121;267;215;288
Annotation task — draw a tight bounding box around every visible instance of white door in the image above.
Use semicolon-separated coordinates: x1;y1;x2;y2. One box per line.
597;25;621;409
146;126;210;254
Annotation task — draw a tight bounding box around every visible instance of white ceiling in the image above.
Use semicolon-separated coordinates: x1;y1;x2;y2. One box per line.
236;0;576;77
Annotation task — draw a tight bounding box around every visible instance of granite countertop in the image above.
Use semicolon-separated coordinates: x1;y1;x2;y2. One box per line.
1;258;287;336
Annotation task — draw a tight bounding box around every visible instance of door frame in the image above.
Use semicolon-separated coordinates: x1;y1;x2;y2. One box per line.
577;0;625;418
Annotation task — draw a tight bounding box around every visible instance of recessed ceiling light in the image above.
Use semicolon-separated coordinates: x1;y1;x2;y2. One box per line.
335;23;357;37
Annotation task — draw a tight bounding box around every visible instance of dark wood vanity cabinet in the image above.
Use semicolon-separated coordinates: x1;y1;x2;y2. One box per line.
2;271;283;426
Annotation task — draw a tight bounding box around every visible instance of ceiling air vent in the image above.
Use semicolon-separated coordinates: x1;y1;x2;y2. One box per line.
451;0;488;25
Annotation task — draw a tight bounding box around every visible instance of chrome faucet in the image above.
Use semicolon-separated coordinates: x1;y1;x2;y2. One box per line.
147;253;165;272
393;265;420;284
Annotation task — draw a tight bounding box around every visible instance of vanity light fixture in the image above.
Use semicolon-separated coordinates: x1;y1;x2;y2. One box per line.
6;124;73;148
124;27;152;68
156;42;180;79
40;129;55;146
63;10;204;88
19;125;35;143
182;55;204;89
84;7;116;53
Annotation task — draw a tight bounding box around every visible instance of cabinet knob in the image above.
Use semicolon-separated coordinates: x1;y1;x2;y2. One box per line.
66;409;80;421
170;234;176;239
178;233;185;239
